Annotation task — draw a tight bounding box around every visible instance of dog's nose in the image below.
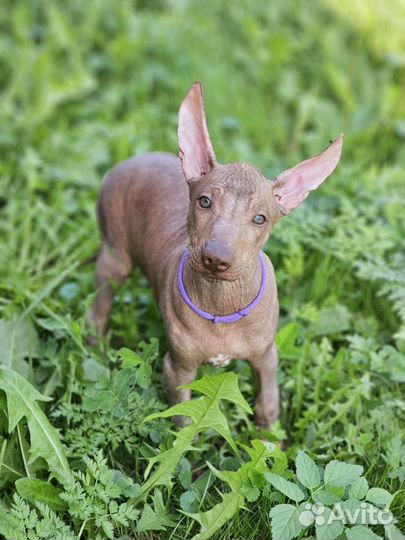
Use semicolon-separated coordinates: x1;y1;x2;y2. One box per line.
202;242;233;273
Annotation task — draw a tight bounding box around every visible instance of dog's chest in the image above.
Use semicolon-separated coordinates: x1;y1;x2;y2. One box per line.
167;302;277;367
207;353;232;367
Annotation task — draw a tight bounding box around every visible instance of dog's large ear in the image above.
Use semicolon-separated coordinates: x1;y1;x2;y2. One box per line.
178;81;216;182
272;135;343;215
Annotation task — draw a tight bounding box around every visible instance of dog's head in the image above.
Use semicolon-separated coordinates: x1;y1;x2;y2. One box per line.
179;82;343;281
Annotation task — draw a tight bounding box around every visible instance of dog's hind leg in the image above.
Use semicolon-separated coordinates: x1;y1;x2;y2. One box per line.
87;243;132;342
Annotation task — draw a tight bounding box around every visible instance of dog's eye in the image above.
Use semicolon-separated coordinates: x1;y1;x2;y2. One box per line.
198;196;211;208
253;214;266;225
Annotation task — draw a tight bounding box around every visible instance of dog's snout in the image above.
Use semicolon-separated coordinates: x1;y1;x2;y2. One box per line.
203;255;230;273
202;242;234;273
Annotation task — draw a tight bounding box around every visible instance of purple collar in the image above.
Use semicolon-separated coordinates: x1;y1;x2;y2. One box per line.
178;249;267;324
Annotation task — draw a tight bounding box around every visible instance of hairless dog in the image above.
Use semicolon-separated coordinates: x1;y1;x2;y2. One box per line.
88;82;343;428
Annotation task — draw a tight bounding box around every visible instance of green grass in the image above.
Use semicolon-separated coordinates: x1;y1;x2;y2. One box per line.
0;1;404;539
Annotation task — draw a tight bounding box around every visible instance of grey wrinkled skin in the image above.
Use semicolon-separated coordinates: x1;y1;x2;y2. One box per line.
88;82;343;429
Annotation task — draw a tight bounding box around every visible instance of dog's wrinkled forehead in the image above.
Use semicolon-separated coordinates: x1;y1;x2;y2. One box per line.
215;162;268;193
192;161;270;197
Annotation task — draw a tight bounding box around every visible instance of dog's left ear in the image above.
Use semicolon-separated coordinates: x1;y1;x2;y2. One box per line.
272;134;343;215
178;81;216;183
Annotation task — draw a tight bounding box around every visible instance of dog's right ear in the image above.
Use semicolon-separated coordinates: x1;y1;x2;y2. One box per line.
178;81;216;183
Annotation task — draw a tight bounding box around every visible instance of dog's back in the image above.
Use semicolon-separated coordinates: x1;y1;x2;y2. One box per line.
97;152;188;294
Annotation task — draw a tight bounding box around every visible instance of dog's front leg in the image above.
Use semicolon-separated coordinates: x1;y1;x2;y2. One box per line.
163;351;197;427
250;342;280;429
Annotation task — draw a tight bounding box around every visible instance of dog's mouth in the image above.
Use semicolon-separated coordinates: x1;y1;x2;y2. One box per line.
188;250;242;282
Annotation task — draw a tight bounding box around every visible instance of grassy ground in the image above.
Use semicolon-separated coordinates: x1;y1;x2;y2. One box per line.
0;1;404;539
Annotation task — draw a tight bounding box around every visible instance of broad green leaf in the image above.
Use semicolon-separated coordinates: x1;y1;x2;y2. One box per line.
265;472;305;502
138;338;159;363
111;470;141;498
133;373;251;504
188;440;277;540
117;341;157;388
325;485;346;498
0;430;26;488
179;457;192;489
190;491;245;540
349;477;369;500
366;487;393;508
312;489;341;505
112;368;136;400
192;470;215;497
245;486;260;502
270;504;303;540
82;357;109;382
117;347;143;368
309;304;351;336
137;505;165;533
296;451;320;489
0;318;39;377
340;499;384;526
270;447;289;475
180;372;252;414
15;478;67;512
210;439;277;491
385;524;405;540
59;282;80;302
0;368;69;478
83;390;115;412
276;322;301;359
180;490;199;513
324;460;363;487
315;506;344;540
346;525;382;540
136;362;152;389
136;489;176;532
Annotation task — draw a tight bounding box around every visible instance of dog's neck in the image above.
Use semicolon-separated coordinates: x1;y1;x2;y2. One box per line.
182;255;263;317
